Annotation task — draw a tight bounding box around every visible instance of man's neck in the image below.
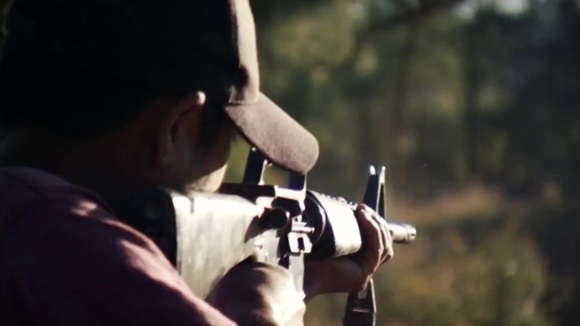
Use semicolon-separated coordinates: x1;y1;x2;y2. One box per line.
0;129;147;218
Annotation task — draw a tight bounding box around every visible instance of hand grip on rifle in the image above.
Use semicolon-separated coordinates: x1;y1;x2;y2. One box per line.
303;166;416;261
342;165;404;326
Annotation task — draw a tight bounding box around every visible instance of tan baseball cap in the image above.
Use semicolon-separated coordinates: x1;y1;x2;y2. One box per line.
2;0;319;174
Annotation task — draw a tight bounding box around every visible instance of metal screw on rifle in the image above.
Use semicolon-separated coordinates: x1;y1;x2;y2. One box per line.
261;208;290;230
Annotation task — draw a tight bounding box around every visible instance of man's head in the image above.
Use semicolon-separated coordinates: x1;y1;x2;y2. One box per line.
0;0;319;196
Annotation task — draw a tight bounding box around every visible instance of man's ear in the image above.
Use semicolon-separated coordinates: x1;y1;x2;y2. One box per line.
155;91;207;167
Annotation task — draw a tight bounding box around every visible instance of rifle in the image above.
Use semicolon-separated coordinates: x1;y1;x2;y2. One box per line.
130;148;416;326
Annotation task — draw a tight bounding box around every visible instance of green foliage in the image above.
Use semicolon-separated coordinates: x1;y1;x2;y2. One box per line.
247;0;579;324
378;224;552;326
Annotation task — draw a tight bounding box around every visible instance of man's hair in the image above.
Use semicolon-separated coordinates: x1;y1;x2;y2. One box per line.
0;53;228;148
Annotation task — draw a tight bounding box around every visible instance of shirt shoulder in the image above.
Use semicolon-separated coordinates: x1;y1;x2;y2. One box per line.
0;168;235;326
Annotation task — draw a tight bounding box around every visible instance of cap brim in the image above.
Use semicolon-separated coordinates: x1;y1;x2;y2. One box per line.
225;93;319;174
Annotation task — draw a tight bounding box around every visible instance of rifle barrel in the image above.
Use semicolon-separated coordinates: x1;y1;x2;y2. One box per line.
388;222;416;244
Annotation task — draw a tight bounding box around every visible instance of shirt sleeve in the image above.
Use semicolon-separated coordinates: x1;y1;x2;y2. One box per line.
0;193;236;326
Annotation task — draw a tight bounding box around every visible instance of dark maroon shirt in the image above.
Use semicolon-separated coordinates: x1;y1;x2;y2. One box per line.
0;168;236;325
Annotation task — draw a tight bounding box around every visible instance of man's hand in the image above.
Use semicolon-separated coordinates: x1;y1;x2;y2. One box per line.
303;204;394;301
207;260;306;326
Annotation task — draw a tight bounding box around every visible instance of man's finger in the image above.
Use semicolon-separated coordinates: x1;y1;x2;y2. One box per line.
365;208;393;264
375;217;394;264
355;204;384;273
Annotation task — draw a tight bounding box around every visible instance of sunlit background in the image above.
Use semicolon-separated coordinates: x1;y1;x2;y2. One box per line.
2;0;578;325
228;0;579;325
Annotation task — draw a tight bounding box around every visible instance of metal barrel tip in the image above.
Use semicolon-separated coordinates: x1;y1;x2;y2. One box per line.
388;222;417;244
